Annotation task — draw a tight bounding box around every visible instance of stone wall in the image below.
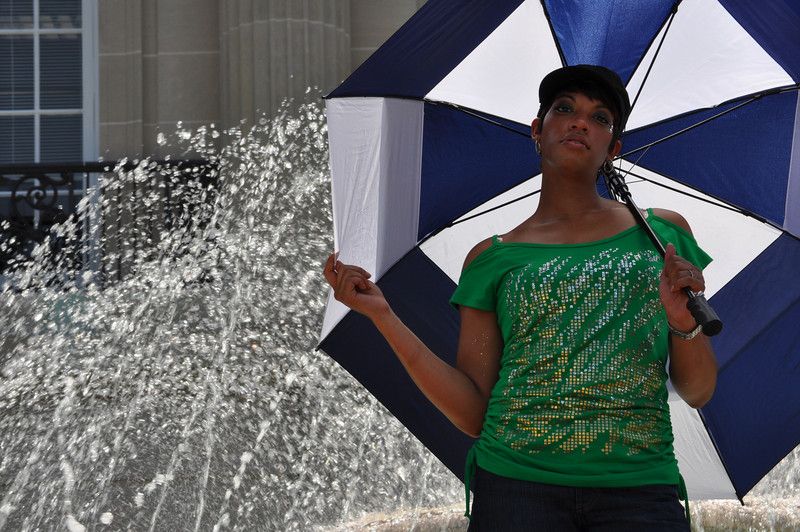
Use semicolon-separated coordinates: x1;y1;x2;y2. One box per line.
98;0;426;159
219;0;351;126
99;0;220;158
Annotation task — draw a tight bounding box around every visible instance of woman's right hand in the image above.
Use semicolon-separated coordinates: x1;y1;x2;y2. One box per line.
323;252;500;438
323;252;390;319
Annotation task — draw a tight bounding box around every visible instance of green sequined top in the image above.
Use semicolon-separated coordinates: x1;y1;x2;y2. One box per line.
450;209;712;492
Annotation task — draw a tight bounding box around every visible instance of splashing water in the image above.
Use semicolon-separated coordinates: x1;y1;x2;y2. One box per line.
0;94;797;531
0;95;461;531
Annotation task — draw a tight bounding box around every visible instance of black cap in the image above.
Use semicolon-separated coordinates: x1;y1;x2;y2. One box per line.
538;65;631;134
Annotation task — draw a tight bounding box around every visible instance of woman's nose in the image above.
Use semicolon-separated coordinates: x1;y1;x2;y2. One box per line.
570;115;589;131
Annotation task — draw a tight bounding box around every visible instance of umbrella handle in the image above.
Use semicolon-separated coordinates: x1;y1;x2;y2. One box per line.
686;291;723;336
605;168;723;336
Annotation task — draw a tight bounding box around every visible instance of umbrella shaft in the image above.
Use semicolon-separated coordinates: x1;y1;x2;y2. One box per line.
606;170;723;336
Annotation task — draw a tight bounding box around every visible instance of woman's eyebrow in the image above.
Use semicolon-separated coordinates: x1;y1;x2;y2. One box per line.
554;92;612;112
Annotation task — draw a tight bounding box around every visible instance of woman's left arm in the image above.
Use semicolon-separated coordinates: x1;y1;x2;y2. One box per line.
653;209;718;409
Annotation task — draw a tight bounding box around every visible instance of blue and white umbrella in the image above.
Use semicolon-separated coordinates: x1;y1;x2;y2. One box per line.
318;0;800;501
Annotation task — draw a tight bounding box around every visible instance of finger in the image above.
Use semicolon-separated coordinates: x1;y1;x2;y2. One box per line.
669;256;696;272
663;252;701;286
332;271;360;301
323;252;338;285
664;243;676;262
661;243;676;281
671;269;705;293
350;266;372;279
346;273;369;292
668;258;702;280
335;261;372;279
336;268;369;294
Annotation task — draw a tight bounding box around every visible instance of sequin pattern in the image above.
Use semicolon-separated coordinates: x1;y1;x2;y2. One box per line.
487;247;670;458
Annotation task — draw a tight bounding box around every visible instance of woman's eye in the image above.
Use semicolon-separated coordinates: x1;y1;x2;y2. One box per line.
554;103;573;113
593;113;611;125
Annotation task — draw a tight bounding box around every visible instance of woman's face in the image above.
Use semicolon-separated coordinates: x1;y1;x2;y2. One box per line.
533;91;621;174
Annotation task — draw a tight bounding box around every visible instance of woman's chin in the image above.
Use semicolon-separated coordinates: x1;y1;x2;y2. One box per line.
544;156;601;179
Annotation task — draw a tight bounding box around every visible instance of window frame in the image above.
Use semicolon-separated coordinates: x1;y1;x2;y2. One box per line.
0;0;98;165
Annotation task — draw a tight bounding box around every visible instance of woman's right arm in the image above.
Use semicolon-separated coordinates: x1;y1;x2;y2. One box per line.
323;244;502;438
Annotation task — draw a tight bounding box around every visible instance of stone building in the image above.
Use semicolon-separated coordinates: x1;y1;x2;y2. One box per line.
1;0;426;165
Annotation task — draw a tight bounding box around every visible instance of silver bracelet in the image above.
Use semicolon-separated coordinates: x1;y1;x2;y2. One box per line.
669;322;703;340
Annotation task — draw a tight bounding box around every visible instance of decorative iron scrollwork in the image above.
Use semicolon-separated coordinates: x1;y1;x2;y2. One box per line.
1;167;79;274
1;160;215;280
10;172;72;221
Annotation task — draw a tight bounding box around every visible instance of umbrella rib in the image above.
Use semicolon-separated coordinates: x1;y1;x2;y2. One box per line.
623;169;745;214
449;188;542;226
623;168;800;242
439;176;647;234
620;96;759;158
629;1;681;113
428;100;531;138
622;84;800;156
696;409;746;504
539;0;567;67
416;184;541;247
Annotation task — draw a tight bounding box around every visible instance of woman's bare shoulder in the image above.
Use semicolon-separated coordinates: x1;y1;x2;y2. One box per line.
650;208;693;234
462;237;495;271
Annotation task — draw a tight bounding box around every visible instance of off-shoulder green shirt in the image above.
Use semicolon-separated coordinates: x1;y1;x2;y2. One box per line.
450;210;712;506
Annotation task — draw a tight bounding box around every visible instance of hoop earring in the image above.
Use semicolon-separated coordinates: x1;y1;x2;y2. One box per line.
601;159;619;201
535;140;542;156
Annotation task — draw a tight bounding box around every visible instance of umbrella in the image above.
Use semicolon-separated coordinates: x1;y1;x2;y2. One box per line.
318;0;800;502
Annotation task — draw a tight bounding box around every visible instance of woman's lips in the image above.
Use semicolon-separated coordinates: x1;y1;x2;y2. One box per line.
561;136;590;149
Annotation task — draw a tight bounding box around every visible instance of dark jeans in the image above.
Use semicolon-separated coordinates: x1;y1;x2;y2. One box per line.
468;467;690;532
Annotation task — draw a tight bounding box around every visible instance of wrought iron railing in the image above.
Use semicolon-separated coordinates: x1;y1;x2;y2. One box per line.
0;160;215;283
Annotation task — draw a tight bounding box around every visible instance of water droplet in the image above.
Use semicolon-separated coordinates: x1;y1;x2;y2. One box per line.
64;514;86;532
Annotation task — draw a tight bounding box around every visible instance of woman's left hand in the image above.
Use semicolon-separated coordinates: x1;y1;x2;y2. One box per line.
659;243;705;332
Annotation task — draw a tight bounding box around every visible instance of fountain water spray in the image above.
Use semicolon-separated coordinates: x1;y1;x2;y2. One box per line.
0;94;461;531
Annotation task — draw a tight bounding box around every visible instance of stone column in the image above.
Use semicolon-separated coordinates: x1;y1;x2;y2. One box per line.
349;0;425;70
219;0;351;127
99;0;220;159
98;0;145;158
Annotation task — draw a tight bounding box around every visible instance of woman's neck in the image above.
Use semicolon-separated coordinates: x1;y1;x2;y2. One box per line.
533;171;611;223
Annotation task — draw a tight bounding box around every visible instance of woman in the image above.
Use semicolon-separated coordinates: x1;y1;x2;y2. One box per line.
323;65;717;531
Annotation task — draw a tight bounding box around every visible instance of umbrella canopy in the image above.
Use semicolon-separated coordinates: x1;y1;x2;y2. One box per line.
318;0;800;501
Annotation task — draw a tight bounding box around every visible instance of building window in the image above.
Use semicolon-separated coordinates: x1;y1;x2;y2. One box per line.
0;0;90;164
0;0;98;272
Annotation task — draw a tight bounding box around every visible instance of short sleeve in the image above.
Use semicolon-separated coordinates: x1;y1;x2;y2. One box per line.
449;247;500;311
651;214;713;270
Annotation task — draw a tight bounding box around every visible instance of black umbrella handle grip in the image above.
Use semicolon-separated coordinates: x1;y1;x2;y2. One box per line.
686;290;723;336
